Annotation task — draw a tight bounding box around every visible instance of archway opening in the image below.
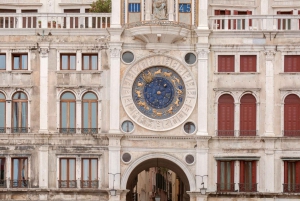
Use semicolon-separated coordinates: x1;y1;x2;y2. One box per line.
125;158;190;201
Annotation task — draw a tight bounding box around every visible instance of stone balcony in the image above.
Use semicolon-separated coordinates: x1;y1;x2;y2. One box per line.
209;15;300;31
0;13;111;29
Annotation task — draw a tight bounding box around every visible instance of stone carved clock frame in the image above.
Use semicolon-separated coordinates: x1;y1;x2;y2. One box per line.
121;55;197;131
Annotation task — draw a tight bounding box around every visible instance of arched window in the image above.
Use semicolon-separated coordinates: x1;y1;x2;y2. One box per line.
240;94;256;136
60;92;76;133
82;92;98;134
12;92;28;133
284;94;300;136
218;94;234;136
0;92;5;133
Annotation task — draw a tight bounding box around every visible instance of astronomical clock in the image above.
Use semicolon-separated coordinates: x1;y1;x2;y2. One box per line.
121;55;197;131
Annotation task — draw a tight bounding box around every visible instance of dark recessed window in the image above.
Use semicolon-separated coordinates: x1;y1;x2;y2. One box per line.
185;154;194;164
0;55;5;70
61;54;76;70
184;122;196;134
82;54;98;70
122;52;134;64
121;121;134;133
122;153;132;163
12;54;27;70
185;53;196;65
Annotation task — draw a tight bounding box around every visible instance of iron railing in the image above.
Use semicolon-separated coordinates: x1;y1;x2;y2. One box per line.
10;180;28;188
238;183;257;192
58;180;77;188
216;130;236;136
239;130;257;136
209;15;300;31
216;183;235;192
0;127;5;133
0;180;6;188
125;20;195;29
283;183;300;193
58;128;76;134
283;130;300;137
81;128;98;134
80;180;99;188
11;127;28;133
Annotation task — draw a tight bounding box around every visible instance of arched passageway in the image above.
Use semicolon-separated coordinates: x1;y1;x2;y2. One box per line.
121;154;195;201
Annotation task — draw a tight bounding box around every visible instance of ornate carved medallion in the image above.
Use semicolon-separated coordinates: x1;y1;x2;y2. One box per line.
121;55;197;131
132;67;185;120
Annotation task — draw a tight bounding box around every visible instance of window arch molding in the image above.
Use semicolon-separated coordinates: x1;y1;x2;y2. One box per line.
281;92;300;104
57;89;79;101
0;90;8;100
238;91;259;104
78;89;100;100
9;89;31;101
214;91;237;104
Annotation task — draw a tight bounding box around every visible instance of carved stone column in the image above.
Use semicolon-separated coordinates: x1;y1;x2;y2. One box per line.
196;46;209;135
195;138;209;191
264;49;276;136
198;0;208;29
168;0;175;21
39;47;49;133
109;43;122;134
111;0;122;28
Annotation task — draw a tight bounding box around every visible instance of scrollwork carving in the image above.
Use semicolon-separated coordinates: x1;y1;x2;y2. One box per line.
264;50;276;61
197;49;210;59
110;48;121;58
39;48;49;58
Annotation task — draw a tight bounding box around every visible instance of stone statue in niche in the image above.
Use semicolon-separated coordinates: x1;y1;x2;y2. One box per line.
152;0;167;20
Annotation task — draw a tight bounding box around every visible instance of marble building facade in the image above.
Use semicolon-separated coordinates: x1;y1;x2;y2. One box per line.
0;0;299;201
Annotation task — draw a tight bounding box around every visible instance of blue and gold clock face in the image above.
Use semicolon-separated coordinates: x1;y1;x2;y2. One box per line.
132;67;185;119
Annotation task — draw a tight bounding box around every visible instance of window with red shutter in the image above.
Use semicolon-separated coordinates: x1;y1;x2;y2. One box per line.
215;10;231;29
218;94;234;136
233;10;252;30
240;94;256;136
277;11;292;30
284;55;300;72
284;94;300;136
217;161;235;192
239;161;257;192
218;55;235;72
283;161;300;192
240;55;257;72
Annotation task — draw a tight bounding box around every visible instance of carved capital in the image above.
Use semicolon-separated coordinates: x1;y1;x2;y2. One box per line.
264;50;276;61
197;49;210;59
39;48;49;58
109;47;122;58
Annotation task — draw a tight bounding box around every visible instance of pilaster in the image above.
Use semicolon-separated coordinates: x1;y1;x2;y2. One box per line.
111;0;122;28
198;0;208;29
108;42;123;134
264;48;276;136
196;44;210;136
39;47;49;133
195;138;210;191
39;145;48;188
264;139;275;192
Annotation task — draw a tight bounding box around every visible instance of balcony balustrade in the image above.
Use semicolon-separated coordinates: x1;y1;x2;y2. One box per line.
0;13;111;29
283;183;300;193
238;183;257;192
216;183;236;192
10;180;29;188
209;15;300;31
58;180;77;188
80;180;99;188
283;130;300;137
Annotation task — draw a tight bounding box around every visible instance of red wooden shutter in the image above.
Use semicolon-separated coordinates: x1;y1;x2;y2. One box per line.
247;10;252;27
233;10;238;30
277;11;281;29
299;10;300;30
284;161;288;184
240;161;245;184
296;161;300;184
284;55;300;72
240;94;256;136
230;161;235;190
218;55;234;72
251;161;256;184
218;95;234;136
284;94;300;136
240;55;257;72
225;10;231;29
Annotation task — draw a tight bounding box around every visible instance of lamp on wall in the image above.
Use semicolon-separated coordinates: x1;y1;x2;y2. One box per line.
108;173;120;196
195;175;208;195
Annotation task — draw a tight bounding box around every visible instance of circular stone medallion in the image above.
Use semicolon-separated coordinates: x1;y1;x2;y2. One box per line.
121;55;197;131
132;67;185;120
